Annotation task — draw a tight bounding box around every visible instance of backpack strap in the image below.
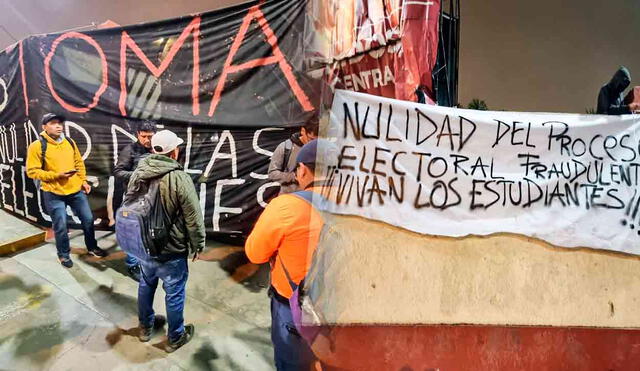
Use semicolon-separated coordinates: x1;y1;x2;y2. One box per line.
155;169;182;224
39;135;80;170
39;135;48;170
281;139;293;172
66;137;79;153
292;190;314;203
277;190;316;292
278;256;298;292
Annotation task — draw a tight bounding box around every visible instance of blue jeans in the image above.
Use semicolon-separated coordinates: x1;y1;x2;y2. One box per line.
138;257;188;343
119;190;138;269
43;191;98;259
270;294;314;370
125;254;139;268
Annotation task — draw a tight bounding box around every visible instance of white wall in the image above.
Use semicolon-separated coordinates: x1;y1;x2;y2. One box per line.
307;214;640;327
459;0;640;113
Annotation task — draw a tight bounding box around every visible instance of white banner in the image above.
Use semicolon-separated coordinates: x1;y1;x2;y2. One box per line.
320;90;640;254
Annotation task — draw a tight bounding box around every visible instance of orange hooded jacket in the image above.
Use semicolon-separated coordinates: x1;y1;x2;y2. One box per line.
245;188;324;299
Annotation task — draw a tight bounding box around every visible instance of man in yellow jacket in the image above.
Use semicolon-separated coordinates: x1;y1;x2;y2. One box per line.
246;139;324;371
26;113;108;268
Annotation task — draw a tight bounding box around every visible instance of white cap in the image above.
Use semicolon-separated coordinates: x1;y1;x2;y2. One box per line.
152;130;184;154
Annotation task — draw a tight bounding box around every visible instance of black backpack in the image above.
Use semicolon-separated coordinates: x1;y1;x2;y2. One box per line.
115;173;175;261
281;139;293;171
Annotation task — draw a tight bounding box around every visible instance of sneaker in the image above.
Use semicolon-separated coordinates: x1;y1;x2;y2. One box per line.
88;247;109;258
128;265;141;282
166;324;194;353
138;315;167;342
59;257;73;268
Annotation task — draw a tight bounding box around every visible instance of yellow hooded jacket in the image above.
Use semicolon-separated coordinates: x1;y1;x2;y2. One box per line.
26;132;86;195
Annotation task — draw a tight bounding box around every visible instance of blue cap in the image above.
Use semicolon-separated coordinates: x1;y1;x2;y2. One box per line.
41;113;66;126
296;139;318;165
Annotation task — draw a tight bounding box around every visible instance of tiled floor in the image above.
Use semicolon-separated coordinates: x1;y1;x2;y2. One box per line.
0;230;274;371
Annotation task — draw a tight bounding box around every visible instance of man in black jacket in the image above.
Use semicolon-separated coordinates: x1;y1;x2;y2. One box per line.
114;121;156;280
268;117;318;195
597;67;640;115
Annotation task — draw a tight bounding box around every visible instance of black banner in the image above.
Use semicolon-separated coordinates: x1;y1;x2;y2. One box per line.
0;0;320;240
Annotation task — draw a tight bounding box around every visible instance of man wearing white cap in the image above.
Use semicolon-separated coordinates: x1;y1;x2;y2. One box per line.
125;129;205;352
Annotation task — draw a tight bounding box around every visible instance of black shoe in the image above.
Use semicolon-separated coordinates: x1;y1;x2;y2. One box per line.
59;257;73;268
128;265;141;282
88;247;109;258
138;315;167;342
166;324;194;353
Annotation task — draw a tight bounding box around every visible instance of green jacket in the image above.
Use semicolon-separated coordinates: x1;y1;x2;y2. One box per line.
127;154;205;257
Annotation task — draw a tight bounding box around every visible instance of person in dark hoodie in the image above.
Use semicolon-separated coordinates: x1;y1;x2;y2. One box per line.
114;120;157;281
126;129;205;353
597;67;640;115
114;120;157;186
268;117;319;194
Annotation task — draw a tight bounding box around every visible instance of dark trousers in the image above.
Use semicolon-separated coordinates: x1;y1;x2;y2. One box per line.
119;190;139;269
43;191;98;259
270;293;314;371
138;257;188;343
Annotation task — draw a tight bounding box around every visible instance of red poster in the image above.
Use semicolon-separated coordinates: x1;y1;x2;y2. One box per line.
309;0;440;102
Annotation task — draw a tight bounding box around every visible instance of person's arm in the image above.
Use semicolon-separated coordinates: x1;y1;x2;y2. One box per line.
596;88;608;114
176;172;206;254
26;141;60;182
268;141;297;186
245;198;287;264
607;103;631;115
598;88;631;115
114;144;134;185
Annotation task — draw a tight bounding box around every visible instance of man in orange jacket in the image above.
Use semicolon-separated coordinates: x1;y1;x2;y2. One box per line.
246;139;324;371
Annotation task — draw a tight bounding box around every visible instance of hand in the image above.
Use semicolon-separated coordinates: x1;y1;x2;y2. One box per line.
630;102;640;112
192;251;200;262
82;182;91;194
